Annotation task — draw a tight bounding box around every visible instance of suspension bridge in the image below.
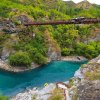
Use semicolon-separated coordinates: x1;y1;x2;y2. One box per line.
24;17;100;26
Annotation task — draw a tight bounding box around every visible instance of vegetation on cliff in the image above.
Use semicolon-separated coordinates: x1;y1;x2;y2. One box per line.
0;95;8;100
9;51;32;67
0;0;100;67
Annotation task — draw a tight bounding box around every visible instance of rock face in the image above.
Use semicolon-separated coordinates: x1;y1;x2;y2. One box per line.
0;15;32;34
11;83;56;100
16;15;32;24
70;55;100;100
0;19;17;33
44;30;61;61
1;47;10;60
78;80;100;100
48;47;61;60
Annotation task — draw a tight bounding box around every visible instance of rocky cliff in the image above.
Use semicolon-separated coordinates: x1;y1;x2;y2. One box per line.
69;55;100;100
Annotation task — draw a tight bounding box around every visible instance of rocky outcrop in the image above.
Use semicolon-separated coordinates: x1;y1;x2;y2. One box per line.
0;18;17;33
62;56;87;62
78;80;100;100
11;83;56;100
0;59;39;72
16;15;32;24
1;47;10;60
44;30;61;61
69;55;100;100
0;15;32;34
48;46;61;61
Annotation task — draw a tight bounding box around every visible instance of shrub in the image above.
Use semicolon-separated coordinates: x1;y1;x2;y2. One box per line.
33;53;47;64
14;20;21;25
84;45;98;59
0;95;9;100
61;48;71;56
67;79;74;88
9;51;32;67
85;72;100;80
49;88;63;100
0;34;10;43
24;45;47;64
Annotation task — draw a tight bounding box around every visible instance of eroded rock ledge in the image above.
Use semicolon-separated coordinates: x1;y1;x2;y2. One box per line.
70;55;100;100
0;56;87;73
0;59;39;72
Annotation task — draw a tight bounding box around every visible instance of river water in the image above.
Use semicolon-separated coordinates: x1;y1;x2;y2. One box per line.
0;61;86;95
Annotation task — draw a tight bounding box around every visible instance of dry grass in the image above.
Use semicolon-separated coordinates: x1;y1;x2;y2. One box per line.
85;71;100;80
48;88;64;100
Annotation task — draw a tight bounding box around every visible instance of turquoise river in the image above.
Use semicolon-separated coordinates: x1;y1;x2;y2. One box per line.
0;61;86;96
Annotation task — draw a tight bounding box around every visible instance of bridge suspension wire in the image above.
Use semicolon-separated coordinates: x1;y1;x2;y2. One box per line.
24;18;100;26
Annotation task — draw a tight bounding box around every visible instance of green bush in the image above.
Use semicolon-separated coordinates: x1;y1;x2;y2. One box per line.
61;48;71;56
0;95;9;100
24;45;47;64
33;53;47;65
84;45;98;59
9;52;32;67
74;42;99;59
14;20;21;25
0;34;10;43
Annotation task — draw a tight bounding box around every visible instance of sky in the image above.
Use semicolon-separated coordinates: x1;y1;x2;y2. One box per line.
63;0;100;5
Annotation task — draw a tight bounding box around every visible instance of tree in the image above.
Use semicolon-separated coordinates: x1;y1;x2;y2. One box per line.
84;45;98;59
24;44;47;64
9;52;32;67
74;42;86;55
61;48;71;56
33;53;47;64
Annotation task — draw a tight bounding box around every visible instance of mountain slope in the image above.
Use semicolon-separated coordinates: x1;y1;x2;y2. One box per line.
0;0;100;67
77;0;93;9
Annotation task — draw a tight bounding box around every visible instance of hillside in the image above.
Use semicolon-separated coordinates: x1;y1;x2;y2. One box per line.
77;0;93;9
65;0;94;8
0;0;100;68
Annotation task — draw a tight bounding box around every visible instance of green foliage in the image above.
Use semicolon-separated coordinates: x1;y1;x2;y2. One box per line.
14;20;21;25
67;79;74;88
0;34;10;44
30;31;47;56
84;45;98;59
33;52;47;64
61;48;71;56
74;42;99;59
9;51;32;67
0;95;9;100
0;0;100;66
24;44;47;64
